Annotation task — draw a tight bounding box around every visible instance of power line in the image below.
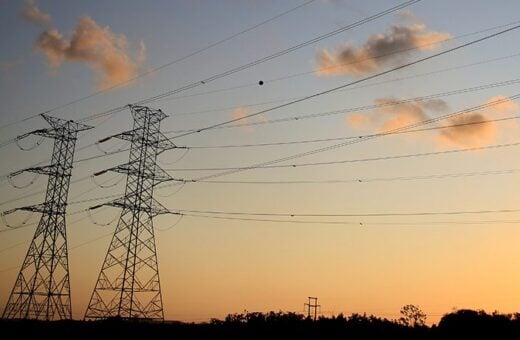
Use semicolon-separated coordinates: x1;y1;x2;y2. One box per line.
70;0;419;126
0;121;110;182
181;213;520;226
166;22;520;140
74;80;520;164
176;208;520;218
2;213;517;274
167;78;520;123
133;0;422;107
49;0;319;116
165;21;520;115
4;46;517;153
0;0;317;130
164;77;520;134
185;94;520;184
0;166;126;210
252;20;520;89
185;115;520;149
17;108;519;177
192;168;520;185
0;174;93;207
154;49;520;108
8;108;514;206
66;115;520;172
165;141;520;172
6;165;520;232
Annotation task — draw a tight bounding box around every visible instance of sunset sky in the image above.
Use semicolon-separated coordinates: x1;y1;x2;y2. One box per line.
2;0;520;323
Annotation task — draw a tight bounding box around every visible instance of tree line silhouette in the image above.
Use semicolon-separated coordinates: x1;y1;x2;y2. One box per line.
1;307;520;338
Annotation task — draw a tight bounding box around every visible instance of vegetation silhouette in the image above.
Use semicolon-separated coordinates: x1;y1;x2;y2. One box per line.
399;303;427;327
1;307;520;338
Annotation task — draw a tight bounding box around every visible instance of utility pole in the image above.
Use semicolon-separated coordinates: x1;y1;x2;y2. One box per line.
2;115;92;320
84;105;177;320
304;296;320;321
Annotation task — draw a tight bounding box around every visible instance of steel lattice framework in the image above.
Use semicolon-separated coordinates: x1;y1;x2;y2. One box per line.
2;115;92;320
85;105;176;320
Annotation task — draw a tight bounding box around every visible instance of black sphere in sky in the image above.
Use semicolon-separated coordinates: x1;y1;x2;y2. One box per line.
258;80;264;86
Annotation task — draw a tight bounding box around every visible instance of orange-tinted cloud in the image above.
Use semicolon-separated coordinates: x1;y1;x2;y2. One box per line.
34;16;145;90
22;0;51;26
377;98;441;132
437;96;519;147
438;113;497;148
230;107;254;132
347;98;448;132
485;95;520;113
316;23;451;76
347;96;519;148
347;112;372;128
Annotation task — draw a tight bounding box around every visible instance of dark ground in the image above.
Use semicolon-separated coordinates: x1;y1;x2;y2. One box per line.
2;309;520;339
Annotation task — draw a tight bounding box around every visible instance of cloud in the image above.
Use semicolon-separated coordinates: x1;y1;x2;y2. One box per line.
485;95;520;113
347;96;519;148
438;96;519;148
231;107;248;121
347;112;372;128
377;99;435;132
395;9;415;21
230;107;254;132
347;98;447;132
22;0;51;26
438;113;497;148
316;23;451;76
34;16;146;89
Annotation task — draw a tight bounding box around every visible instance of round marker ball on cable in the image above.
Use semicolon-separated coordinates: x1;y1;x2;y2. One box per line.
258;80;264;86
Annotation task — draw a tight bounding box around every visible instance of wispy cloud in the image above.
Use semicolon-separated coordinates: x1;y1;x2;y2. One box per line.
34;16;146;90
316;20;451;76
21;0;51;26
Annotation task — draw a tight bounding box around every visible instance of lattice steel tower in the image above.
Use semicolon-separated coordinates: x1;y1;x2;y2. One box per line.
2;114;92;320
85;105;176;320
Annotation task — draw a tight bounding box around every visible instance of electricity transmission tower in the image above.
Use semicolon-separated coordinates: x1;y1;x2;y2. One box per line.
2;114;92;320
305;296;320;321
85;105;177;320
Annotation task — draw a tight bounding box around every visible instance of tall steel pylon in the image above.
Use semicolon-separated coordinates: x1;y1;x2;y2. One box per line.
85;105;177;320
2;115;92;320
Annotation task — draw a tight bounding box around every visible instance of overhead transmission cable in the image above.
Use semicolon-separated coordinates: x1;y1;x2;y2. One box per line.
163;77;520;133
165;142;520;173
180;213;520;226
168;78;520;120
175;208;520;218
27;0;419;127
75;0;421;124
67;115;520;169
165;95;520;183
128;0;422;108
185;115;520;149
192;168;520;185
165;23;520;141
164;21;520;112
0;0;317;130
152;26;520;185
